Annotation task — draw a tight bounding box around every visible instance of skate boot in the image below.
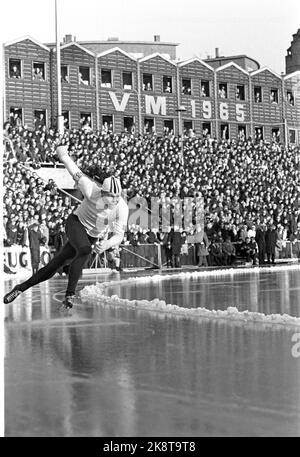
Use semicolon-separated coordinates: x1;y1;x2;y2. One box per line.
3;286;22;304
61;295;76;309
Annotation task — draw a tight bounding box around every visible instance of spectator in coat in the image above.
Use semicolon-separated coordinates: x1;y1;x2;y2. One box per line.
137;228;148;244
3;216;9;247
238;224;249;243
6;216;18;246
240;237;257;264
222;237;236;266
290;230;300;243
53;223;68;276
16;221;28;247
265;224;278;264
289;229;300;258
249;237;258;265
127;228;139;247
147;228;159;244
197;230;210;267
255;223;266;265
209;238;224;266
28;222;46;274
162;227;172;267
168;226;183;268
147;227;160;268
39;213;49;247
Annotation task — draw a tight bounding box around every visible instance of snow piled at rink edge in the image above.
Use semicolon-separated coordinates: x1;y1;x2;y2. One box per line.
80;264;300;328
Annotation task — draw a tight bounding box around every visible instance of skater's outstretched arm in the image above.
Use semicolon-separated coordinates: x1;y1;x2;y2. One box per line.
56;145;94;199
56;145;82;179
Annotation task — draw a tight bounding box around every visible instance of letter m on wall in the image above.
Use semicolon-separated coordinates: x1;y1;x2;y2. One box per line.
145;95;167;115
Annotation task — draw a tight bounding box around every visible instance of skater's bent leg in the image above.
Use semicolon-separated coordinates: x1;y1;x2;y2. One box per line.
64;215;97;296
65;245;93;296
18;242;75;292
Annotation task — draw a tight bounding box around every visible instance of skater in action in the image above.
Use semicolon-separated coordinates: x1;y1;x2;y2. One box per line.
4;144;129;309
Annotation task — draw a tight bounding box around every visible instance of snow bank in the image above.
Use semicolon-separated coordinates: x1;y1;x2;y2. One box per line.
80;264;300;328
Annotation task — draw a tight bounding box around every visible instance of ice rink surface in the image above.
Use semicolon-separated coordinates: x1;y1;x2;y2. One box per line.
4;265;300;437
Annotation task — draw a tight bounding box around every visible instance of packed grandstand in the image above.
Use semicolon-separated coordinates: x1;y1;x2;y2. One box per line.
3;119;300;270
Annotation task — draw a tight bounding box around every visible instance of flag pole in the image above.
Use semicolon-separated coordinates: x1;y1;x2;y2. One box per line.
55;0;64;134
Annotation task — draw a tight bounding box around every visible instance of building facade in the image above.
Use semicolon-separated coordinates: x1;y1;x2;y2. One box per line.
286;29;300;75
4;35;300;144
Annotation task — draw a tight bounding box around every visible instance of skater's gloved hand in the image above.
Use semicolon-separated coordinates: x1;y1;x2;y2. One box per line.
93;240;110;254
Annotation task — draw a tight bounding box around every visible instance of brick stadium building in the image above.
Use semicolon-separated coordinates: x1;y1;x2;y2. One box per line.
3;32;300;144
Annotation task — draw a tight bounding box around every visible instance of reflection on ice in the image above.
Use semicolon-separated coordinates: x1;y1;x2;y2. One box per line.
4;265;300;436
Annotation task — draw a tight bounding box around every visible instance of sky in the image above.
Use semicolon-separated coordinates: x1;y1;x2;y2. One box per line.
0;0;299;74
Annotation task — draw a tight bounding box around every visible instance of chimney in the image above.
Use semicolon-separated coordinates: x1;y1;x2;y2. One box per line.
154;35;160;42
64;34;73;44
215;47;220;58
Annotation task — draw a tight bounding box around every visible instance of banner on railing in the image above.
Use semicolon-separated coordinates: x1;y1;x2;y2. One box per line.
4;245;54;272
3;241;299;275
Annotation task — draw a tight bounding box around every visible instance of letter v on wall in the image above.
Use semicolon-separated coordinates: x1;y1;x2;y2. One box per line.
109;92;131;111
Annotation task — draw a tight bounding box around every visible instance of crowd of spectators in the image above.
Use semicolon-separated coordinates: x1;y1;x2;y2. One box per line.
3;120;300;270
3;159;75;261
